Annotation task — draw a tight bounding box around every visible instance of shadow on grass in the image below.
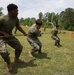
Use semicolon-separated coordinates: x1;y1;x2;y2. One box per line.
10;59;37;74
33;53;51;59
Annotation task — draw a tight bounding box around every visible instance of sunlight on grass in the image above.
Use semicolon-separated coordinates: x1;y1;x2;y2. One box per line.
0;26;74;75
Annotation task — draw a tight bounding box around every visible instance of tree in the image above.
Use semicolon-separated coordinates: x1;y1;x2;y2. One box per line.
38;12;43;20
60;8;74;30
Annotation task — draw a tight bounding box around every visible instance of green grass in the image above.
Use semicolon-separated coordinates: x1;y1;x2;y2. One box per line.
0;26;74;75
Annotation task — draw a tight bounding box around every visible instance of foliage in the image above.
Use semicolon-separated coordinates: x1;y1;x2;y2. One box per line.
60;8;74;31
19;7;74;31
38;12;43;20
20;18;36;26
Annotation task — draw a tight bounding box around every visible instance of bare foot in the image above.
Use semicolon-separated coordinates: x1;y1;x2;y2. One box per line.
54;46;58;48
29;51;33;57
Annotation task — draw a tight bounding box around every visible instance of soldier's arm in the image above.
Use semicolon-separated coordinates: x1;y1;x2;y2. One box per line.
0;31;10;38
15;18;27;36
58;29;61;34
17;26;27;36
36;30;42;37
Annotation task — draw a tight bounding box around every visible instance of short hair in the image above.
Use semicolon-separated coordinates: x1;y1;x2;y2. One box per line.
35;19;42;26
7;3;18;12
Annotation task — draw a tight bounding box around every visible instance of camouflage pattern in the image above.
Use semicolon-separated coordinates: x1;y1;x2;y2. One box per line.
3;35;23;58
0;39;10;64
51;28;58;36
0;15;22;64
51;28;60;46
0;39;7;53
27;24;42;53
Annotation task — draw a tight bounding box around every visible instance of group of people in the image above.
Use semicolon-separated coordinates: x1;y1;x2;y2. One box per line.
0;3;61;72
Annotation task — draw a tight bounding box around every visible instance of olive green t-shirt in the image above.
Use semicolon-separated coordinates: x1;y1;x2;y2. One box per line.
0;15;19;35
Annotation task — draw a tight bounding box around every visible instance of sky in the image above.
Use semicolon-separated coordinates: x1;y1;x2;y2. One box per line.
0;0;74;19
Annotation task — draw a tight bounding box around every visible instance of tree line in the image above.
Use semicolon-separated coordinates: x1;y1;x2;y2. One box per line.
0;7;74;31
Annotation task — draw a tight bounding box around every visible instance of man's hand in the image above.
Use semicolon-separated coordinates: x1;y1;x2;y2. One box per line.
17;26;27;36
0;31;10;38
24;33;27;36
3;33;10;38
40;32;43;36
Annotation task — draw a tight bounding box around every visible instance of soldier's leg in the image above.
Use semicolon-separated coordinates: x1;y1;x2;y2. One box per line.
1;53;10;65
31;42;39;53
54;40;58;46
28;40;40;56
28;43;40;57
38;45;42;53
1;53;12;71
0;39;12;71
51;36;58;46
37;40;42;53
27;39;37;57
5;36;23;62
57;36;61;45
27;38;38;53
54;36;60;46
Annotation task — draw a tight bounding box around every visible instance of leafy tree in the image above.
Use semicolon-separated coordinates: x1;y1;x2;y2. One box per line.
38;12;43;20
60;8;74;30
19;17;25;25
29;18;36;26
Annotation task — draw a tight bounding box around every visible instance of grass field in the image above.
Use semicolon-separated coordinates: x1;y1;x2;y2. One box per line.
0;26;74;75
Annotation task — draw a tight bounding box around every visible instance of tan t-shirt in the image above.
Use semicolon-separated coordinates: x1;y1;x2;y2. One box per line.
27;24;41;39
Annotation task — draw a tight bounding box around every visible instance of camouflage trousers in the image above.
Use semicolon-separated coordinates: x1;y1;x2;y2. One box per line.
27;37;42;53
0;39;7;53
0;39;10;64
0;36;23;64
51;35;60;46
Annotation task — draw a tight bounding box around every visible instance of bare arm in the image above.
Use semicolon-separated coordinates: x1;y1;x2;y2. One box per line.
17;26;27;36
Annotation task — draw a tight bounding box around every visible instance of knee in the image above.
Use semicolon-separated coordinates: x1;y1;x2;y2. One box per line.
56;38;60;42
1;53;10;64
19;45;23;50
15;45;23;51
36;45;41;50
33;42;42;50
